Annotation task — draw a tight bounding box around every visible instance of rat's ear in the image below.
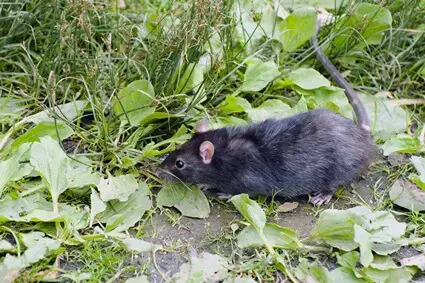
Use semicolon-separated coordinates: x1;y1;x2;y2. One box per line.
199;141;214;164
195;118;209;134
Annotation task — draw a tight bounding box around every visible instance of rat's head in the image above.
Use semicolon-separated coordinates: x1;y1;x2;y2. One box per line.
157;118;216;184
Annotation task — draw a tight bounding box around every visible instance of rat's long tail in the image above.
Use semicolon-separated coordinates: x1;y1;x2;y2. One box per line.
310;18;371;133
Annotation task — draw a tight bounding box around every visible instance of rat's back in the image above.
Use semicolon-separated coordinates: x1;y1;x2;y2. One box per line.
218;109;375;198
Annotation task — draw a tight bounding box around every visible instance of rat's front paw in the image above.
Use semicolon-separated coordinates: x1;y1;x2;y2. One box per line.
198;184;213;191
216;193;233;200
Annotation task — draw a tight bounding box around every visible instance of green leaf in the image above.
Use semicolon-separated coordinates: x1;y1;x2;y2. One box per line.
359;93;408;141
30;136;72;215
26;100;88;124
97;174;140;202
400;254;425;271
381;134;423;156
295;259;332;283
330;267;367;283
219;96;252;114
354;224;373;267
0;194;79;223
337;251;360;269
332;3;392;49
246;99;291;122
389;179;425;211
241;59;280;92
125;276;150;283
176;63;204;94
171;252;228;283
121;238;161;253
410;156;425;186
97;188;152;233
287;68;331;90
113;80;155;126
237;223;302;249
0;97;26;121
279;7;317;52
157;183;210;219
2;232;60;271
230;194;266;232
0;145;29;197
280;0;345;9
223;278;257;283
310;209;358;251
89;188;107;227
0;241;14;253
10;121;74;151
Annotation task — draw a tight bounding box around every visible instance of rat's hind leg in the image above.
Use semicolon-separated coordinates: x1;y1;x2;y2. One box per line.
310;191;334;206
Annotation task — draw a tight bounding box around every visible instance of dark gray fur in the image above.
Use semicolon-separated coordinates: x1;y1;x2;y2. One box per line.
159;109;375;198
158;19;376;201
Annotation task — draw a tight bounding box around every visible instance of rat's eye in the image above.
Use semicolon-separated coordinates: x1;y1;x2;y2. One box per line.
175;160;185;169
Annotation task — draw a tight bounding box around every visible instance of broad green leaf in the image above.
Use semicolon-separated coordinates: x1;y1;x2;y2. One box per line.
157;183;210;219
280;0;344;9
310;210;358;251
291;96;308;114
279;7;317;52
410;156;425;186
139;112;179;126
125;276;149;283
337;251;360;269
30;136;72;215
302;86;354;119
97;188;152;233
121;238;161;253
400;254;425;271
246;99;291;122
89;188;107;227
68;158;101;189
330;267;367;283
295;259;332;283
209;116;248;129
354;224;373;267
359;92;408;141
9;121;74;151
113;80;155;126
0;146;28;197
362;266;415;283
287;68;331;90
230;194;266;232
172;252;228;283
381;134;423;156
370;255;399;270
332;3;392;49
389;179;425;211
97;174;139;202
0;241;14;253
219;96;252;114
0;194;79;223
237;223;302;249
26;100;88;124
62;271;92;282
224;278;257;283
176;63;204;94
241;59;280;92
0;97;26;121
2;232;60;271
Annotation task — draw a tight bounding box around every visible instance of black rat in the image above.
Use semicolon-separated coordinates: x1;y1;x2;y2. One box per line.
157;19;376;206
